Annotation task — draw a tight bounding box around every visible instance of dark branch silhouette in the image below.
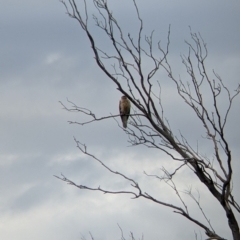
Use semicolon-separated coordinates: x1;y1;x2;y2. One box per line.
57;0;240;239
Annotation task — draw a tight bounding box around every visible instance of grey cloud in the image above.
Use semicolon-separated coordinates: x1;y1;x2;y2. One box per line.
1;0;239;239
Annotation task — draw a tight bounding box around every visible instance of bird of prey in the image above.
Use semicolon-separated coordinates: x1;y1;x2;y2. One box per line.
119;95;131;128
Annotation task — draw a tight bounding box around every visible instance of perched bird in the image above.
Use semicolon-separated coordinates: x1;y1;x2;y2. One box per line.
119;95;131;128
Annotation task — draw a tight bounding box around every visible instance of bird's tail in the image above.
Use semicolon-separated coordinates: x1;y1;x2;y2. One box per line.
122;116;128;128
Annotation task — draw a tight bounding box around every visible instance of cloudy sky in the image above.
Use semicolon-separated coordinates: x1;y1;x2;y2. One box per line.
1;0;240;239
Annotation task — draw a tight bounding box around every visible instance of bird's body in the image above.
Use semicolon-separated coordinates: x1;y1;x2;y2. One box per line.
119;96;131;128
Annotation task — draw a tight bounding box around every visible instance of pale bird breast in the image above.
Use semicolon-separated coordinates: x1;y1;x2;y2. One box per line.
121;100;130;112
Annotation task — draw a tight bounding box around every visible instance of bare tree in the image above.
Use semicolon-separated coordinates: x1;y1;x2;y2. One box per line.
80;225;143;240
56;0;240;239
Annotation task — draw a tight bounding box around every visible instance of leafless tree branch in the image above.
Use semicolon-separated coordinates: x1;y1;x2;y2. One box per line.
58;1;240;239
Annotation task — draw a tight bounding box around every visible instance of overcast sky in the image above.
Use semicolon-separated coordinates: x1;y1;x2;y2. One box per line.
1;0;240;240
